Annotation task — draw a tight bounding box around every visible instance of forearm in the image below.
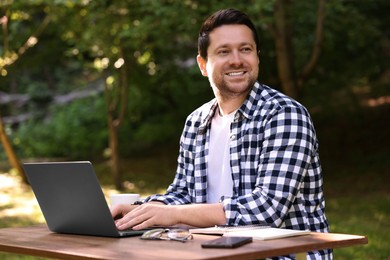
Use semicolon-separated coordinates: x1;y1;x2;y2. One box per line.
176;203;226;227
115;202;226;230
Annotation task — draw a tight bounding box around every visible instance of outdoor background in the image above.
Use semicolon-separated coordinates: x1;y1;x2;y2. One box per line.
0;1;389;259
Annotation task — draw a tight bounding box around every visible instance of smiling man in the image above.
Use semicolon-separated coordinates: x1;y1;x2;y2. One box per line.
111;9;332;259
197;23;259;115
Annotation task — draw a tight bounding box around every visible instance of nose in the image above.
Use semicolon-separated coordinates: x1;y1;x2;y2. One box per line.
229;50;243;66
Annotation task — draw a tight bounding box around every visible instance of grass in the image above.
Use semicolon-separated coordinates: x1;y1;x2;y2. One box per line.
327;194;389;259
0;106;389;259
315;105;390;259
323;166;390;259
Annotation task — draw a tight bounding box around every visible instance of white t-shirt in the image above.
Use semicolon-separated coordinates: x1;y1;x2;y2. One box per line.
206;110;235;203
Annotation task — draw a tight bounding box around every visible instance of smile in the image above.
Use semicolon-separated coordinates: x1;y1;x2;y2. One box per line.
226;71;245;76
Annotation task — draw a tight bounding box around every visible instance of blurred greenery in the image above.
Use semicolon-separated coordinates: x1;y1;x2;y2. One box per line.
1;0;388;161
0;0;389;259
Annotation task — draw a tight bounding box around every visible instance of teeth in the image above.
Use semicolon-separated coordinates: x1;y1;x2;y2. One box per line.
228;71;244;76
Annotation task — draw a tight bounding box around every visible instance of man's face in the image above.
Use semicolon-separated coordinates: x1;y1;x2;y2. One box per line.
197;24;259;99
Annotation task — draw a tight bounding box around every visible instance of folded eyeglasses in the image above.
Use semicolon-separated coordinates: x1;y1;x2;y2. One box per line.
140;228;193;243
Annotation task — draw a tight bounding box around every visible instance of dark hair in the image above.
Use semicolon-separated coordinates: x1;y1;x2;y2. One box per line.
198;9;260;60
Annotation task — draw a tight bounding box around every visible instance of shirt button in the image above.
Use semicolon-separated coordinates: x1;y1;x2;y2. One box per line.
230;134;236;140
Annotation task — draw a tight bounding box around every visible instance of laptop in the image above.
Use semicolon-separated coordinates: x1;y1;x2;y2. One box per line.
23;161;148;237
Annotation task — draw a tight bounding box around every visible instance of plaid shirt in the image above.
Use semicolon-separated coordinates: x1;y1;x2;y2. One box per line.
146;82;332;259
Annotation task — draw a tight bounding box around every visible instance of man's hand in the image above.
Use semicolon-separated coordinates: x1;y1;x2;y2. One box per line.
110;204;134;221
112;202;226;230
114;202;179;230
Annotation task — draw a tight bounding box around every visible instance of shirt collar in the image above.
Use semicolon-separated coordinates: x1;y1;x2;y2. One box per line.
200;82;263;129
237;81;262;120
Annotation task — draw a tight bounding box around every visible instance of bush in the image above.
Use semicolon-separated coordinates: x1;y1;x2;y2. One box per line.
14;96;107;160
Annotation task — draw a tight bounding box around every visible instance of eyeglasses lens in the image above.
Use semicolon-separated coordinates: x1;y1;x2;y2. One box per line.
140;228;193;242
167;229;193;242
141;228;165;239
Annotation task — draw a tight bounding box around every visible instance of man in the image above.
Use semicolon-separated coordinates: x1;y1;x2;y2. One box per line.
112;9;332;259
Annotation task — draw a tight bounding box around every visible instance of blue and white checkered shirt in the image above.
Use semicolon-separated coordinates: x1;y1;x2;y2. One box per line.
146;82;332;259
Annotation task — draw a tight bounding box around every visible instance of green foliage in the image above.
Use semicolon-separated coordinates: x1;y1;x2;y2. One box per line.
1;0;389;160
321;1;383;80
14;96;107;159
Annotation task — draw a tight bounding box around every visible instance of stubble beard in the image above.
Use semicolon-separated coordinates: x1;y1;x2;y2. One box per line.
211;73;257;99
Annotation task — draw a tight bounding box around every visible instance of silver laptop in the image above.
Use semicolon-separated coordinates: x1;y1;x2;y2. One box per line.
23;161;148;237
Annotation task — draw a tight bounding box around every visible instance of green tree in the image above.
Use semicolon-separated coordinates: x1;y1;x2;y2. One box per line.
271;0;325;99
1;0;387;189
0;1;51;182
43;1;214;189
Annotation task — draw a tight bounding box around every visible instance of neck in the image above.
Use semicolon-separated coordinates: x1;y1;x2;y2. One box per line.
217;95;245;116
216;91;249;116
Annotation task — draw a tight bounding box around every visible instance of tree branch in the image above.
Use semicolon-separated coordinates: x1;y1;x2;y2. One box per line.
17;14;51;56
1;14;9;55
0;13;51;71
298;0;326;88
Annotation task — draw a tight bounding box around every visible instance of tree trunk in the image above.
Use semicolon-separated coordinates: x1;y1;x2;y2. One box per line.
105;46;130;191
273;0;299;100
271;0;326;98
107;113;122;190
0;112;27;183
105;81;124;190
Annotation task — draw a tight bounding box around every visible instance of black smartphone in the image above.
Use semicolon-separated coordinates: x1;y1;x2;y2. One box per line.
201;236;253;248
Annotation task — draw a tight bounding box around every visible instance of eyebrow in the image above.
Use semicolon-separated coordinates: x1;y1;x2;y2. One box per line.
215;42;255;49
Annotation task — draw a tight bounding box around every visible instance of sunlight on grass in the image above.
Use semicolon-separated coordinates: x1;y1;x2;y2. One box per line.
0;173;122;228
0;172;124;259
0;174;50;259
0;174;45;227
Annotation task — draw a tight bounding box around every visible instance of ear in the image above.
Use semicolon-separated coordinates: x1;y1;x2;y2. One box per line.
197;55;208;77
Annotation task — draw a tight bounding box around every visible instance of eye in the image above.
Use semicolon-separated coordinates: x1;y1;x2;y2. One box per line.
241;47;253;53
217;49;230;56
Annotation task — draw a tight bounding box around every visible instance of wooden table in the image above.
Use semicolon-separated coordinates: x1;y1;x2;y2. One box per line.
0;225;368;260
